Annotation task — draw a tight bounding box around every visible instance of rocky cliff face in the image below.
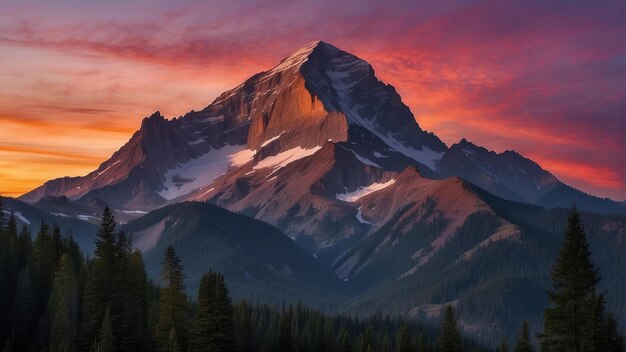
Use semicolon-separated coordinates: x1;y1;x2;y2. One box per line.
21;41;445;210
20;40;622;233
436;138;560;203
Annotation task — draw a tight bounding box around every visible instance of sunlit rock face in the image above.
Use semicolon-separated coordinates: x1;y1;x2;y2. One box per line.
20;41;445;210
21;40;619;253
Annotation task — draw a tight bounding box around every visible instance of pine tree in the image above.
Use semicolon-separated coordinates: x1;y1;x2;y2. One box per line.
540;209;600;352
11;266;34;351
395;324;411;352
17;225;32;269
49;254;79;352
582;293;607;352
356;333;365;352
604;314;624;352
514;321;533;352
167;328;182;352
338;329;353;352
364;325;376;352
236;301;254;352
191;272;217;351
97;306;115;352
213;273;236;351
116;248;149;352
438;305;462;352
417;331;428;352
497;338;509;352
31;222;55;314
50;225;64;267
278;308;293;352
381;333;391;352
81;207;119;350
323;318;335;351
155;246;189;352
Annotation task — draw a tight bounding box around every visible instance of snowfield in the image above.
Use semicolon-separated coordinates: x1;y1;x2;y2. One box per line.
158;145;255;200
254;146;322;171
335;179;396;202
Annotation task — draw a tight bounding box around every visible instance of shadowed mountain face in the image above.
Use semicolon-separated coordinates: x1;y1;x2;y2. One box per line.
120;202;345;307
14;40;625;344
20;41;621;218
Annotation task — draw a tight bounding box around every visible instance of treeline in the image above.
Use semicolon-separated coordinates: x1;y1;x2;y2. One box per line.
493;209;624;352
0;200;623;352
0;204;477;352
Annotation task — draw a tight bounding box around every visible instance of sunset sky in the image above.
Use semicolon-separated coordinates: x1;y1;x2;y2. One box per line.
0;0;624;200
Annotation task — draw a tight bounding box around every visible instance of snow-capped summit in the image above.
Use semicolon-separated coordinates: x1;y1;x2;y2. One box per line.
20;40;622;231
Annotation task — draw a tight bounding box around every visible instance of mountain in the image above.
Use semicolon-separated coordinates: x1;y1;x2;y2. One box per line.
21;41;621;222
436;139;624;214
121;201;344;307
0;196;98;253
14;40;625;344
112;175;624;344
20;41;444;210
336;186;624;343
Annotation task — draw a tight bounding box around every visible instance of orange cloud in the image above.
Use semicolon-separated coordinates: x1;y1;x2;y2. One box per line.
0;0;623;200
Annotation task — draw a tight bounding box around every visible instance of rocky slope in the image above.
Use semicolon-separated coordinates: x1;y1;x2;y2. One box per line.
21;41;621;220
12;40;626;346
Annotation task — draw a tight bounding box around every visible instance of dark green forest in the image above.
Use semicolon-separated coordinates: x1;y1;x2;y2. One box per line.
0;200;622;351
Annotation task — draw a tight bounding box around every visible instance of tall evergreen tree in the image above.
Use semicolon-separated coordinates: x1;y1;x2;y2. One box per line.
395;324;411;352
497;338;510;352
213;273;236;351
338;329;353;352
417;331;428;352
97;306;115;352
16;225;32;270
11;266;35;351
381;333;391;352
438;305;462;352
49;254;79;352
191;272;217;351
115;246;150;352
155;246;189;352
81;207;119;350
31;222;55;314
167;327;182;352
604;314;624;352
540;209;600;352
278;309;293;352
236;301;254;352
513;321;533;352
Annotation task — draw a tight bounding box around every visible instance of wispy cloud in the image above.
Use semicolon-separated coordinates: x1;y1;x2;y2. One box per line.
0;0;623;199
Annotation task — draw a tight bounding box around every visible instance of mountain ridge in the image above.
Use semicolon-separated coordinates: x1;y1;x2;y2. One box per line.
19;40;621;216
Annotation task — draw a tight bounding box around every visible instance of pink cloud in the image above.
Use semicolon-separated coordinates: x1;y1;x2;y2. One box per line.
0;0;623;199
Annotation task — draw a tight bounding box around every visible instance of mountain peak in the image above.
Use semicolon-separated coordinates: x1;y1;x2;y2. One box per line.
268;40;358;75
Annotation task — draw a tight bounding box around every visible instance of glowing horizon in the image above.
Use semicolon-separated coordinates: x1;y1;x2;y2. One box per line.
0;0;624;200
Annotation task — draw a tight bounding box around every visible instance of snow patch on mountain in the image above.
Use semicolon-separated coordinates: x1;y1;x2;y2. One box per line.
2;210;30;225
268;40;320;74
373;151;388;158
261;131;285;147
254;146;322;171
159;145;255;200
120;210;149;215
92;160;121;181
336;179;396;202
352;152;381;168
355;207;371;224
